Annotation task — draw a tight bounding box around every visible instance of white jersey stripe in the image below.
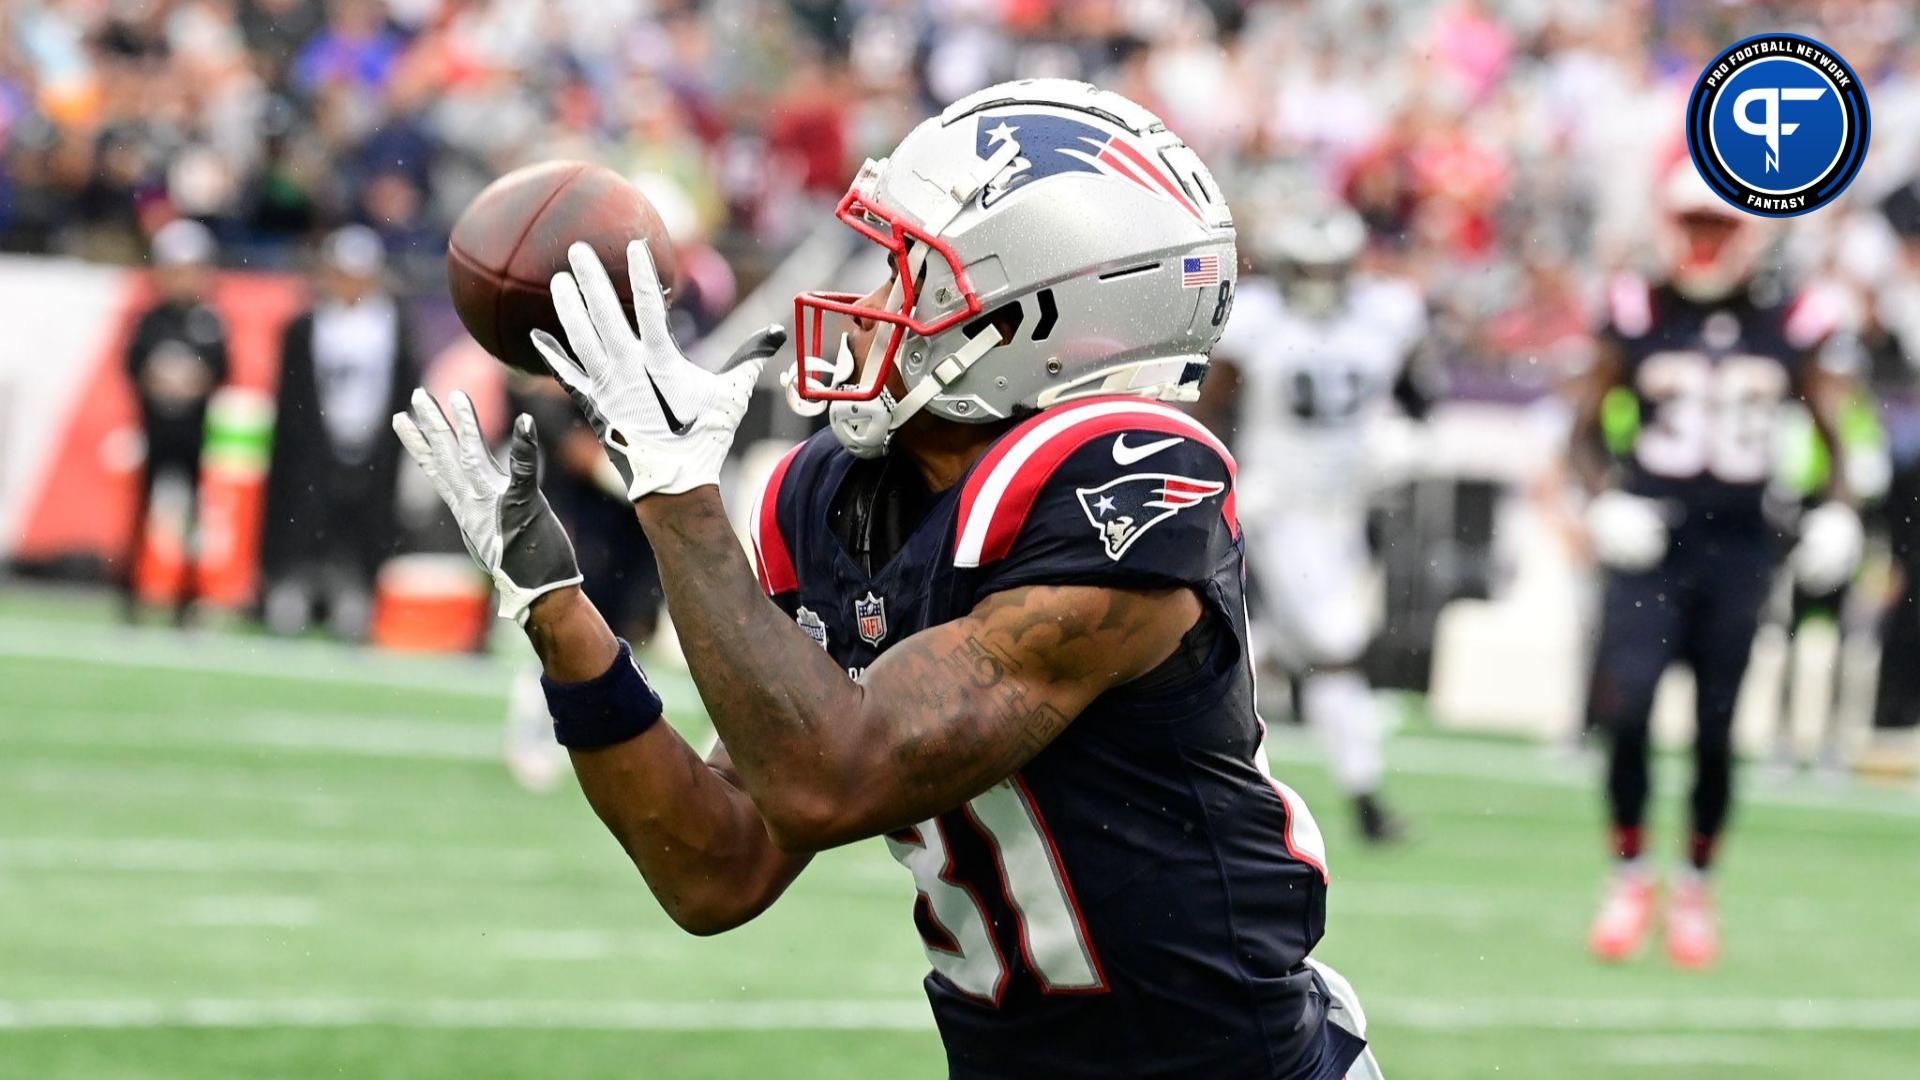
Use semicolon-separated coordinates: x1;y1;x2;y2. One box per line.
954;400;1226;567
746;469;768;590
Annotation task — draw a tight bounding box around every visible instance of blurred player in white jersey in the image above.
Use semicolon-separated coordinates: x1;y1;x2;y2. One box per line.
1206;201;1439;844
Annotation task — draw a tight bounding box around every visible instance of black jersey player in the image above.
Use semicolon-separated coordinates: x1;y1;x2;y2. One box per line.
1568;168;1858;969
396;80;1378;1078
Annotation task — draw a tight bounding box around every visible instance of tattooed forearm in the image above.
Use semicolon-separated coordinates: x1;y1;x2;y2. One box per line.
633;487;1200;849
875;586;1187;807
893;631;1067;790
635;489;858;788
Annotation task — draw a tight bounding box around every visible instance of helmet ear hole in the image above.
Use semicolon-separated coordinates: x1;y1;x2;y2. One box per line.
962;301;1025;346
1031;289;1058;341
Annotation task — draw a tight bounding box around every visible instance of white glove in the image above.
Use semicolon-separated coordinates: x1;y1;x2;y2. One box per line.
1792;502;1863;593
530;240;786;501
393;390;583;624
1584;490;1669;572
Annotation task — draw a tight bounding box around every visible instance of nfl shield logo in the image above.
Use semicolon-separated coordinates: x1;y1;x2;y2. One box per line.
854;592;888;646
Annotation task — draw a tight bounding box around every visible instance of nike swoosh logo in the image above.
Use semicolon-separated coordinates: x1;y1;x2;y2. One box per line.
647;374;693;436
1112;434;1184;466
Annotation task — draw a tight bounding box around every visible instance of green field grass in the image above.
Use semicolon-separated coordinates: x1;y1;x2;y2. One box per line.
3;588;1918;1078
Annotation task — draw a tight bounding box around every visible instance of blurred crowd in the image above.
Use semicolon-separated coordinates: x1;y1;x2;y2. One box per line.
5;0;1919;381
9;0;1920;767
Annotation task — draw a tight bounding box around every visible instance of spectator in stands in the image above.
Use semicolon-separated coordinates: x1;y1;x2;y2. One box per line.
260;225;413;641
1475;252;1590;380
237;0;326;87
123;219;228;626
291;0;405;97
0;0;1909;405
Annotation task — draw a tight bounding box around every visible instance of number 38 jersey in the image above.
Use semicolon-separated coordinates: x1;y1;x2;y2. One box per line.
750;397;1359;1080
1601;274;1831;522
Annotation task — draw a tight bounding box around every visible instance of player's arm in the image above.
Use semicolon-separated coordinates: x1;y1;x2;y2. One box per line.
392;391;807;935
637;488;1199;851
523;238;1195;847
1787;349;1870;592
206;317;231;388
1393;338;1446;421
1564;340;1624;495
1560;339;1674;571
1798;360;1856;505
125;309;157;384
528;588;810;934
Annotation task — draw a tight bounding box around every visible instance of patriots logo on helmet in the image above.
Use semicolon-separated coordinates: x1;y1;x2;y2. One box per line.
976;112;1201;219
1076;473;1226;561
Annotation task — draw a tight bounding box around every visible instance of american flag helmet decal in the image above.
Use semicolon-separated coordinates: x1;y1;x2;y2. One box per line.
1181;255;1221;288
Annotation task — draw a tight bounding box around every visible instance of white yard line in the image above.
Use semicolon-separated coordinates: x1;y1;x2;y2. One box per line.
0;614;705;712
3;763;416;810
0;837;577;880
0;617;512;697
10;710;500;762
0;996;1915;1033
171;895;323;928
0;998;935;1032
1601;1035;1771;1067
1263;733;1920;819
1380;996;1920;1033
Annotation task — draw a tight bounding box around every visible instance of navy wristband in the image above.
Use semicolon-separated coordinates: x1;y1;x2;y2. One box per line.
541;639;664;750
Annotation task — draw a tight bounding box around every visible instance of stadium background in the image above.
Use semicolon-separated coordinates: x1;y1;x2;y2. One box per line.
3;0;1919;1077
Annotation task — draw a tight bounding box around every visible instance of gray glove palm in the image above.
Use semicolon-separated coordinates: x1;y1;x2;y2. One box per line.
392;389;582;624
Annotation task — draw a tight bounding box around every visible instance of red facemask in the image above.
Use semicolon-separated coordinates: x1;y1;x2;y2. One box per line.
791;187;983;402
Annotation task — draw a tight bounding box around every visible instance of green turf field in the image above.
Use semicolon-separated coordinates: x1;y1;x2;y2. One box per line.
3;588;1918;1078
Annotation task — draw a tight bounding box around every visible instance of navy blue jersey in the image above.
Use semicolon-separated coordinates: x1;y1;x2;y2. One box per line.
1600;275;1832;524
750;397;1354;1079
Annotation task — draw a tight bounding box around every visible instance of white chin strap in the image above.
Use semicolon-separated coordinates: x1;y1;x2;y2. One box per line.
827;324;1001;458
780;337;849;418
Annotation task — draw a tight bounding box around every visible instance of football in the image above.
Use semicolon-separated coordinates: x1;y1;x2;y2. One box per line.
447;160;679;375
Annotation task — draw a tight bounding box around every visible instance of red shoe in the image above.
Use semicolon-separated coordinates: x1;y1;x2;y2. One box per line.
1589;870;1656;962
1666;879;1720;970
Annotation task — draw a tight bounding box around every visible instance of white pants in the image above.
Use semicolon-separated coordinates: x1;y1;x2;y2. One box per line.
1252;504;1377;669
1308;957;1385;1079
1252;506;1386;795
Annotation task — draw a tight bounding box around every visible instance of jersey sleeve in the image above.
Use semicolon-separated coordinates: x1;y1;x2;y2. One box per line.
1599;273;1654;345
1782;282;1852;355
954;402;1239;601
749;439;810;601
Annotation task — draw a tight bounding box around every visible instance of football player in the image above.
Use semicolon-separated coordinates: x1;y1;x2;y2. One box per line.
1768;393;1884;774
395;81;1380;1078
1206;201;1436;844
1570;167;1859;969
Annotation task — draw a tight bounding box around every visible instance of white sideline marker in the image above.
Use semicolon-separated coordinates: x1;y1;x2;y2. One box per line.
1;997;1918;1033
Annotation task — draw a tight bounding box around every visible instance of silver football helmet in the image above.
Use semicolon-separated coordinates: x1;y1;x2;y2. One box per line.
1256;201;1365;321
786;79;1236;457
